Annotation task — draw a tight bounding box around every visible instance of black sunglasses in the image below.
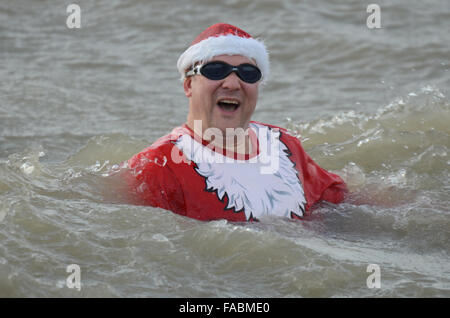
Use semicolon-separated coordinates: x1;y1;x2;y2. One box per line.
185;61;262;84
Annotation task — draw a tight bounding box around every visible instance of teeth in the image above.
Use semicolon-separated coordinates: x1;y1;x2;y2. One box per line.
219;99;239;104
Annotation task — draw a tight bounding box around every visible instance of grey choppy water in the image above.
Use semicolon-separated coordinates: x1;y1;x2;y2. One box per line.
1;0;449;297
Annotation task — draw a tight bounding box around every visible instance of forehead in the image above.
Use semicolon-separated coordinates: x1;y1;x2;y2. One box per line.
209;54;256;66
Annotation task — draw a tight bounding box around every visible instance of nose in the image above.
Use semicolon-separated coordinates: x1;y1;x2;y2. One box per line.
221;71;242;90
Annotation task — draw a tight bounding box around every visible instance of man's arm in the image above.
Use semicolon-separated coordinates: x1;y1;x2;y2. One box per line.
120;149;187;215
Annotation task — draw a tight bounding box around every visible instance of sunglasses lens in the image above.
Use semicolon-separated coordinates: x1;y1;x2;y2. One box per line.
200;62;231;80
200;62;262;83
238;64;262;83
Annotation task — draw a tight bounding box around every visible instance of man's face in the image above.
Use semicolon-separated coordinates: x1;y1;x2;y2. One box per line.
184;54;260;135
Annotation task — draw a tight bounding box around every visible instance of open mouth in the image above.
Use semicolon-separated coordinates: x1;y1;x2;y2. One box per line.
217;99;240;112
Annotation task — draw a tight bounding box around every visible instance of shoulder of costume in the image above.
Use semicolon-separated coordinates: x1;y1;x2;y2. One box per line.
249;120;296;137
249;120;305;154
127;126;189;165
141;126;188;151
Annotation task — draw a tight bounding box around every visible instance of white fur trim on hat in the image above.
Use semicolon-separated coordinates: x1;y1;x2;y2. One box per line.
177;34;270;84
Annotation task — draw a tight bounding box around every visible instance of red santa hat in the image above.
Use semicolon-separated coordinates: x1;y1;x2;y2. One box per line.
177;23;270;84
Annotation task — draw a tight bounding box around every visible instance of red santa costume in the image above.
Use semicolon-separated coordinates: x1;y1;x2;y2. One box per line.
123;23;347;221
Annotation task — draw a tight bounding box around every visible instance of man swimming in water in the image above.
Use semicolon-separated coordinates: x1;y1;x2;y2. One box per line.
123;23;347;221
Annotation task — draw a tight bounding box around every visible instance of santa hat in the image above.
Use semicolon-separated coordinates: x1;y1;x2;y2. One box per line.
177;23;270;84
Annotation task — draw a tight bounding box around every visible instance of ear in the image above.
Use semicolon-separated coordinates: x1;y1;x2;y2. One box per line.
183;77;192;98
